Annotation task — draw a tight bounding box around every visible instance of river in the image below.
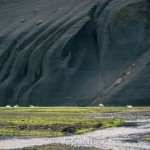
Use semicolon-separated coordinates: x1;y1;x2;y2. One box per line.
0;112;150;150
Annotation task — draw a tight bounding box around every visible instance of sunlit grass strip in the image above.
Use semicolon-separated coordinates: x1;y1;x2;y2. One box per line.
0;117;124;136
0;106;149;113
0;107;130;136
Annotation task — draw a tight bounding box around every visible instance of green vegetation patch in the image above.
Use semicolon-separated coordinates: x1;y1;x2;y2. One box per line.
140;134;150;143
0;106;148;136
142;138;150;142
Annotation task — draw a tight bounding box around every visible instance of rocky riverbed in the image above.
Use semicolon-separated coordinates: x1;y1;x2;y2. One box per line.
0;110;149;150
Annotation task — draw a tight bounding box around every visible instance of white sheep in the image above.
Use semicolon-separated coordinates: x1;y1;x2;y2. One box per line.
36;20;43;25
14;105;19;108
30;105;34;108
131;64;136;67
126;71;130;75
127;105;133;108
34;8;39;12
6;105;11;108
99;104;104;107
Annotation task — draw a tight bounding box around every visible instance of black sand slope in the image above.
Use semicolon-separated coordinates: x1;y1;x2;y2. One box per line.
0;0;150;106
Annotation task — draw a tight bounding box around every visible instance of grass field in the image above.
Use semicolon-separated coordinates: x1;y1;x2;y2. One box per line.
0;107;149;136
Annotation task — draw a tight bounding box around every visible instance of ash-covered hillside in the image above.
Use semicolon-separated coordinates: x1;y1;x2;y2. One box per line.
0;0;150;106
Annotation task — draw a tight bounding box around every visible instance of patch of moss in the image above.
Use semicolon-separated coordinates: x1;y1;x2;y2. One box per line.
76;128;95;134
143;138;150;142
1;106;146;136
103;118;125;128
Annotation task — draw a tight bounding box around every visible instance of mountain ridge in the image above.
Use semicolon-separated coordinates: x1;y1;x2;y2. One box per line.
0;0;150;106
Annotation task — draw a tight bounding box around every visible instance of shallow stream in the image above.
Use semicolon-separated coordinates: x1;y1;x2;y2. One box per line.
0;119;149;150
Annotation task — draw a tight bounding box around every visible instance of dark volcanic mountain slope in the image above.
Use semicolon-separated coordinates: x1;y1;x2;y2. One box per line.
0;0;150;106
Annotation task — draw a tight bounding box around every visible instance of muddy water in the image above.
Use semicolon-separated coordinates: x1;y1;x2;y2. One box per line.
0;115;150;150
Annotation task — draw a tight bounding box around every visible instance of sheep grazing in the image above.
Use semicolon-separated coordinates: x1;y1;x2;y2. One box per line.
36;20;43;25
126;71;130;75
30;105;34;108
99;104;104;107
127;105;133;108
6;105;11;108
131;64;136;67
14;105;19;108
34;8;39;12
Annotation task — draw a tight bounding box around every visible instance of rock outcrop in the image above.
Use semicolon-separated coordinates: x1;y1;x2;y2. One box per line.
0;0;150;106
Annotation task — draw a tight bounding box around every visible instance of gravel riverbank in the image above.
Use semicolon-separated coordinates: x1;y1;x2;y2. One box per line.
0;111;149;150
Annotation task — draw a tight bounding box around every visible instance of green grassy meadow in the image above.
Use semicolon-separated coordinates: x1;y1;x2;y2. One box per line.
0;107;149;136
